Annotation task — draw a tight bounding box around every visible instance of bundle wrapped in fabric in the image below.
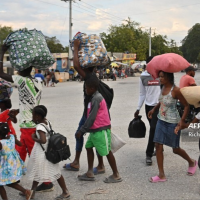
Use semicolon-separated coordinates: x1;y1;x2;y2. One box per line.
180;86;200;108
146;53;190;79
70;32;110;68
0;80;13;102
4;28;55;71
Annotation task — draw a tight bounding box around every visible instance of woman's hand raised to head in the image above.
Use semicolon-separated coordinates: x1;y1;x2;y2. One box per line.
74;39;80;49
1;44;9;54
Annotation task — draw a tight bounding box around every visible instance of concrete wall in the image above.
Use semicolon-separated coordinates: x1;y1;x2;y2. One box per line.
55;72;69;82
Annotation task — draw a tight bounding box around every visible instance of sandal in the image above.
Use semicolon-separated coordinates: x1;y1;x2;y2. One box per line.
103;175;122;183
149;176;167;183
55;194;70;199
63;163;79;171
93;167;105;175
78;173;95;181
188;160;197;176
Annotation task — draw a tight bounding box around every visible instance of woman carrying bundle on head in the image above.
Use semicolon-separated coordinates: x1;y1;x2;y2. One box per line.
148;71;197;183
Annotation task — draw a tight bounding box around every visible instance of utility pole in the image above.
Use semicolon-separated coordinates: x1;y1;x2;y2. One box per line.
149;27;151;57
61;0;73;69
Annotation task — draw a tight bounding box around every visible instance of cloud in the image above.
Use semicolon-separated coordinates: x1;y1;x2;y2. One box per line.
0;0;199;46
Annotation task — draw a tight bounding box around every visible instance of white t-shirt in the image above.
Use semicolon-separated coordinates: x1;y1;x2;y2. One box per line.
35;77;43;83
12;75;42;128
137;71;160;110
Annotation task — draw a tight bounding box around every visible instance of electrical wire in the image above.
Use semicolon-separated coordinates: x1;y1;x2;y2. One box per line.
30;0;68;8
77;1;125;22
128;1;200;16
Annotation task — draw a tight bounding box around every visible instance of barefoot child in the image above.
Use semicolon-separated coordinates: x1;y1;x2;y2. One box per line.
77;75;122;183
27;105;70;199
0;123;32;200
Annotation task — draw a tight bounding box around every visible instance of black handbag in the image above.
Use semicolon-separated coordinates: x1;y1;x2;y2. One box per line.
128;116;146;138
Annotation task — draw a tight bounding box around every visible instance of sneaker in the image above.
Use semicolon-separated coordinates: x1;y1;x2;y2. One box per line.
146;156;152;166
36;183;54;193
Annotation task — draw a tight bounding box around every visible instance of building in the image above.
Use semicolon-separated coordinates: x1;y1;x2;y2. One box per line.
108;52;136;66
50;53;68;72
122;53;136;65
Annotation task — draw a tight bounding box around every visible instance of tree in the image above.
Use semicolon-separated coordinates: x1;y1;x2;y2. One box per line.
0;25;13;46
100;18;149;60
100;19;181;61
45;36;68;53
180;23;200;63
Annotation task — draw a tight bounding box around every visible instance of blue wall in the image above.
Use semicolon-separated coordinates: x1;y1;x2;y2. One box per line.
56;58;65;72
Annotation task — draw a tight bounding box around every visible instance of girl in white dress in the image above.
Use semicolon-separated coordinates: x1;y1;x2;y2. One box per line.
27;105;70;199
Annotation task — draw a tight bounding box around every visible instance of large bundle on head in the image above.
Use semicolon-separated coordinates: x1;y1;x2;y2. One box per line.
146;53;190;79
4;28;55;71
180;86;200;108
0;81;13;102
70;32;110;68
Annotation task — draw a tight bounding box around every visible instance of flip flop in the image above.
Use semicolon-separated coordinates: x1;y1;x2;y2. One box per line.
103;175;122;183
187;160;197;176
149;176;167;183
93;167;105;175
55;194;70;199
63;164;79;171
78;173;96;181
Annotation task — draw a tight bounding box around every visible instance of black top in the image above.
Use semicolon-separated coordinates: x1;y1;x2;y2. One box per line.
83;72;96;116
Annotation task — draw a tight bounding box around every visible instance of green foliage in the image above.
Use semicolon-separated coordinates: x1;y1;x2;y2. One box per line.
45;36;68;53
0;25;13;46
181;23;200;63
100;18;182;61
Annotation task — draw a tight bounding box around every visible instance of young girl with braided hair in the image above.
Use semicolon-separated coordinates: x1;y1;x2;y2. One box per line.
27;105;70;199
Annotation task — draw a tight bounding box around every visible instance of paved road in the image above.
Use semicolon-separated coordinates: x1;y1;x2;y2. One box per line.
6;72;200;200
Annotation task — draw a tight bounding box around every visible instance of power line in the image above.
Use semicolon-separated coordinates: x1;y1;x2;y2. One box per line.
78;1;125;22
72;3;123;24
30;0;68;8
128;2;200;16
30;0;123;24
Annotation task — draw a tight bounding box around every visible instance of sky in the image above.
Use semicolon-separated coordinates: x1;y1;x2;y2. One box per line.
0;0;200;48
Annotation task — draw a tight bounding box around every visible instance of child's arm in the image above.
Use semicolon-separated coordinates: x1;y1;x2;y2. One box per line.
14;135;22;146
8;109;19;123
32;130;46;144
73;40;86;79
76;98;100;138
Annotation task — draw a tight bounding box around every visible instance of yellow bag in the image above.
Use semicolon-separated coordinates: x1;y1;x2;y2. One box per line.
180;86;200;108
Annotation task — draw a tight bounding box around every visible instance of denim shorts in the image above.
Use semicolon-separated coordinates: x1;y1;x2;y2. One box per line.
154;119;180;148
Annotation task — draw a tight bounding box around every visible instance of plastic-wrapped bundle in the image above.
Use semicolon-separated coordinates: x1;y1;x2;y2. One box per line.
128;116;146;138
4;28;55;71
70;32;110;68
0;81;13;102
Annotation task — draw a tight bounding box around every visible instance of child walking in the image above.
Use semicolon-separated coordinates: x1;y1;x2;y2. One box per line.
0;122;32;200
76;75;122;183
27;105;70;199
0;44;53;192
